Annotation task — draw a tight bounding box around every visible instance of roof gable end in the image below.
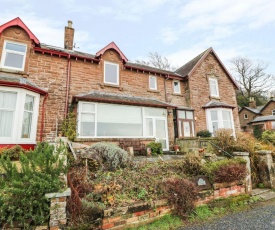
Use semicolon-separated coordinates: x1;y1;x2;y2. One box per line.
96;41;128;63
0;17;40;45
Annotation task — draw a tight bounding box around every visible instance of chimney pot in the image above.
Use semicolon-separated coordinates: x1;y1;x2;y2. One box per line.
68;20;73;28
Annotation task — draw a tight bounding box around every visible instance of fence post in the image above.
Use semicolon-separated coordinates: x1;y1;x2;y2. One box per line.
256;150;275;189
233;152;252;194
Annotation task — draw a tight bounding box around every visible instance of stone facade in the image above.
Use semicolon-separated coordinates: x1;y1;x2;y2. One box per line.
0;18;240;149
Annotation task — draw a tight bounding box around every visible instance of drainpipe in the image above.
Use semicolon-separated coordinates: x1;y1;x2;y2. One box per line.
40;93;49;142
65;54;71;118
164;74;169;102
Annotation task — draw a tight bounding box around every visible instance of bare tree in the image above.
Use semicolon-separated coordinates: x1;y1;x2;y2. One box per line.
230;57;274;104
135;52;177;71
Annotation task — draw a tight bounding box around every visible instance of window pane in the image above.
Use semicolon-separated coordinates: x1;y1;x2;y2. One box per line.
0;111;13;137
82;103;95;112
222;111;232;129
149;76;156;89
272;122;275;129
21;111;32;138
80;113;95;136
210;79;218;96
183;121;191;137
178;111;185;119
173;81;180;93
0;92;17;109
186;111;193;119
212;121;219;132
105;63;118;84
4;52;24;69
178;121;182;137
156;119;166;149
6;42;26;52
210;111;218;121
145;118;153;136
24;95;34;111
144;107;166;117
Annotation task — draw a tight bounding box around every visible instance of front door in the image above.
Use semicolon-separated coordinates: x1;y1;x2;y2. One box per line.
155;118;168;150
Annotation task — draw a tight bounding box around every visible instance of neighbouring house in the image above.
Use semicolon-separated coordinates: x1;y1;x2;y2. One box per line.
239;97;275;133
0;17;240;151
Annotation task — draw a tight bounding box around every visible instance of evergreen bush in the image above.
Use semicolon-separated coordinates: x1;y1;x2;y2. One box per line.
146;142;163;155
196;130;212;137
0;142;67;228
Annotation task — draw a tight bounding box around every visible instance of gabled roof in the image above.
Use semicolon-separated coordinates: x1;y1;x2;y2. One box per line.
96;41;128;62
258;100;275;113
202;101;235;109
248;115;275;124
73;91;176;108
0;17;40;45
239;106;261;114
176;47;239;89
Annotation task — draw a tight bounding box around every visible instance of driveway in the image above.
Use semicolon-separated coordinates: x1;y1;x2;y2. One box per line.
178;199;275;230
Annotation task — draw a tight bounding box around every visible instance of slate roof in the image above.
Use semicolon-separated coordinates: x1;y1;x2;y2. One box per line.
176;48;210;77
73;91;176;108
248;115;275;124
242;106;261;114
202;101;236;109
0;73;47;94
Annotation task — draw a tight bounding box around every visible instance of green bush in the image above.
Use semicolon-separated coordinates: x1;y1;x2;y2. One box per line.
0;142;67;228
146;142;163;155
62;107;77;141
86;142;132;171
262;130;275;144
182;153;204;176
0;145;26;160
196;130;212;137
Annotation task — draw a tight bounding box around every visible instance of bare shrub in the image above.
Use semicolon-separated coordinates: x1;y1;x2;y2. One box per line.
213;163;247;183
182;153;204;176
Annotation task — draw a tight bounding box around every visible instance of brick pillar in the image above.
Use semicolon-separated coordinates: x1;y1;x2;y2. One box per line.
233;152;252;194
256;150;275;189
45;188;71;230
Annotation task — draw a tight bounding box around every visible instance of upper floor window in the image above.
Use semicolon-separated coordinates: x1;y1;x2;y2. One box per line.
272;110;275;115
209;78;219;97
244;114;248;119
104;61;119;85
149;76;157;90
1;41;27;71
173;80;181;94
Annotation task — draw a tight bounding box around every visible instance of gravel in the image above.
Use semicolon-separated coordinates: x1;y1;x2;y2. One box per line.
178;199;275;230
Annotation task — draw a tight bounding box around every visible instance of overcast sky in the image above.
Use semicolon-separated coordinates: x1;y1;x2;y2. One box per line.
1;0;275;74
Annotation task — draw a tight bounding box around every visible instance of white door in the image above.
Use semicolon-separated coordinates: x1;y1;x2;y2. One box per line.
155;118;168;150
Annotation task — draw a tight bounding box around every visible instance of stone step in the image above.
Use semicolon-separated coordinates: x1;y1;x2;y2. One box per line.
252;188;271;196
257;190;275;201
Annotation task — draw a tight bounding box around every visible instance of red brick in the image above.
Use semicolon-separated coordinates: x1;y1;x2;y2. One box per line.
134;211;145;217
102;223;115;229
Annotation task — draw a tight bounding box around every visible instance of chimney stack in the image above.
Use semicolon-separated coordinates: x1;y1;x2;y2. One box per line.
248;97;256;108
64;20;74;50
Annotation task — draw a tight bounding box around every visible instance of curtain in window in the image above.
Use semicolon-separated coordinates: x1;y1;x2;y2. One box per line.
0;92;17;137
21;95;34;138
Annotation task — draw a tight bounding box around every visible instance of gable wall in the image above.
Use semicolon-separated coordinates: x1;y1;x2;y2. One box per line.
238;109;259;131
188;52;240;133
261;101;275;116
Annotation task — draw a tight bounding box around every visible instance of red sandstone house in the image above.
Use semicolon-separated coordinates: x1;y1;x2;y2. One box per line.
0;17;240;151
239;97;275;133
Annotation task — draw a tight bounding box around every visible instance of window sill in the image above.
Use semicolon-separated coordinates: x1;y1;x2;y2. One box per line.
0;67;29;76
209;96;220;100
147;89;160;93
100;83;123;91
172;93;183;96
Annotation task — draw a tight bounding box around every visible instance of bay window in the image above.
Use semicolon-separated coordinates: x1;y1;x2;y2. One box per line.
0;87;39;144
206;108;234;135
77;102;169;150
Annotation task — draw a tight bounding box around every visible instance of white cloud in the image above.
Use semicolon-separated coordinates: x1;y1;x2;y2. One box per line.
159;27;179;44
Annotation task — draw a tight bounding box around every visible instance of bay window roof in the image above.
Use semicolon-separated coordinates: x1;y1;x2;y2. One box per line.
203;101;235;109
73;91;176;108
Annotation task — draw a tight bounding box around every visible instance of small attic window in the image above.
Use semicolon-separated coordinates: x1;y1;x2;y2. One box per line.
104;61;119;85
1;40;27;71
244;114;248;119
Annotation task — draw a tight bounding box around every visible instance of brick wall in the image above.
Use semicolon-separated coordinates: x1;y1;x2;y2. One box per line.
261;101;275;116
238;109;258;132
101;183;246;229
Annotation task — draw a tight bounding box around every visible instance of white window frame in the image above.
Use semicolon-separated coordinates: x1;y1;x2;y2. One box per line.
173;80;181;94
244;114;248;119
206;108;235;136
0;40;27;71
104;61;119;85
209;78;219;97
149;75;157;90
0;86;39;144
77;102;169;150
272;110;275;115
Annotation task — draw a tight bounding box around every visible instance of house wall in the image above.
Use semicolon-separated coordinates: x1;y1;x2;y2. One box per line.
238;109;258;132
261;101;275;116
188;53;240;133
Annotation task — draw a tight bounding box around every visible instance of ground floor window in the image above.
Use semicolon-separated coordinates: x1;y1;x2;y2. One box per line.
177;110;195;137
78;102;169;149
0;86;39;144
206;108;234;136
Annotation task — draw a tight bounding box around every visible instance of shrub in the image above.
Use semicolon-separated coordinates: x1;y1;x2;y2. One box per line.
86;142;132;171
0;145;26;160
213;163;247;183
62;107;77;141
162;177;198;218
0;142;67;228
196;130;212;138
182;153;205;176
262;130;275;144
146;142;163;155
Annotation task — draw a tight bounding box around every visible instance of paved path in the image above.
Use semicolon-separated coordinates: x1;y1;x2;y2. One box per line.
178;199;275;230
